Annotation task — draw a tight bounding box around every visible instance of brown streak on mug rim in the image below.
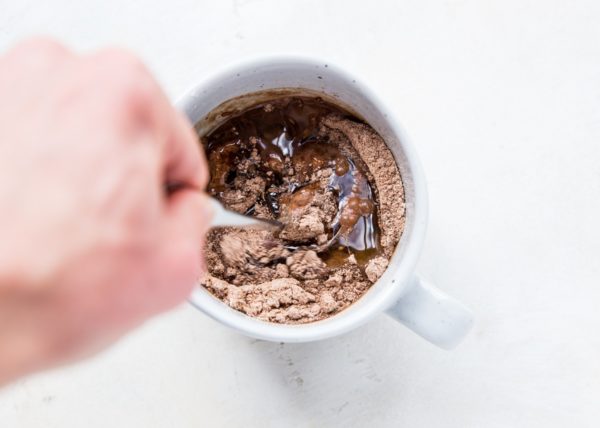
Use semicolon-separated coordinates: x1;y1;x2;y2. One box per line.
194;88;365;138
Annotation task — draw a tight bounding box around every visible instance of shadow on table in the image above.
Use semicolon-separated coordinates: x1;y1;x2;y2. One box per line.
242;315;416;421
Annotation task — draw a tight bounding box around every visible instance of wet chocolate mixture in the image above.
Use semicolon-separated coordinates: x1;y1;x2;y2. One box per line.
199;96;405;323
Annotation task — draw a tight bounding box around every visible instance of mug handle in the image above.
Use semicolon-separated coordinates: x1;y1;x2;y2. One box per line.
385;275;473;349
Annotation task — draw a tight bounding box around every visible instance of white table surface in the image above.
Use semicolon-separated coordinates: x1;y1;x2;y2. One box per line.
1;1;599;427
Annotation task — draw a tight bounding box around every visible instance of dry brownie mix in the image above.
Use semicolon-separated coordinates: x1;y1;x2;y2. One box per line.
198;96;405;324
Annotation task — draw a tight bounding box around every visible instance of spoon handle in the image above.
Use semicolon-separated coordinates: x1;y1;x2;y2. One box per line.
208;197;281;231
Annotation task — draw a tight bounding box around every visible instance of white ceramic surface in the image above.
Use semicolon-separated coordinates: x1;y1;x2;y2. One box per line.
179;57;473;348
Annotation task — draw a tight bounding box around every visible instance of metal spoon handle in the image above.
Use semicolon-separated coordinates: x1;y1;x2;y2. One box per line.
208;197;281;231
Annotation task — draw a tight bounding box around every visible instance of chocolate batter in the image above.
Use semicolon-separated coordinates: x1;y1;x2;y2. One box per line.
199;96;405;323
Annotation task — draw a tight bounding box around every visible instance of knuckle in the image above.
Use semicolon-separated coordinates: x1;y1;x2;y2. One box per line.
94;47;146;73
118;75;154;113
5;37;70;64
14;37;68;54
92;48;156;114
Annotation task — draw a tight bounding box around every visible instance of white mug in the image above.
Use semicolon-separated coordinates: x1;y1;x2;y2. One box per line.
178;57;473;349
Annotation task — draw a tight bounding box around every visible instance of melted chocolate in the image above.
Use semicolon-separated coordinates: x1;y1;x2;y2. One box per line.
203;96;382;265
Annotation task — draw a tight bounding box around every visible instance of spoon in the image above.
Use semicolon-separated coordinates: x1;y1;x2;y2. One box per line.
207;197;282;231
165;182;281;231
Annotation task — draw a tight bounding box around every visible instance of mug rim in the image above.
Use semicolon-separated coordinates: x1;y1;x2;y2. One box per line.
177;55;429;342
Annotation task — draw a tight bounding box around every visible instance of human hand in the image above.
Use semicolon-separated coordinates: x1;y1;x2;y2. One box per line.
0;38;212;384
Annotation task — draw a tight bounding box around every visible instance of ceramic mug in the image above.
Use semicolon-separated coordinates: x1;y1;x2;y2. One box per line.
178;57;473;349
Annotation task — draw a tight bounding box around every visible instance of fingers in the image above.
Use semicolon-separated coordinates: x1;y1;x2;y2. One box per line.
86;47;207;192
83;48;164;139
48;45;210;308
161;110;208;192
154;190;214;307
165;190;214;247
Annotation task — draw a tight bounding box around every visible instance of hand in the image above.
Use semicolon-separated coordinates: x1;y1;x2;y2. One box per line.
0;38;212;384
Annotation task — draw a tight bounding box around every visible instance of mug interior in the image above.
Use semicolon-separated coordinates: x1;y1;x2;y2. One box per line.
180;57;427;342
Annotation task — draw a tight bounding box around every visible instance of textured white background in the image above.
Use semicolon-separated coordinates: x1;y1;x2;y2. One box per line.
1;0;600;427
